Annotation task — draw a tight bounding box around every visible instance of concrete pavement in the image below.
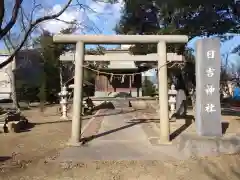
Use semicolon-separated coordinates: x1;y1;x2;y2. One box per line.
58;103;180;161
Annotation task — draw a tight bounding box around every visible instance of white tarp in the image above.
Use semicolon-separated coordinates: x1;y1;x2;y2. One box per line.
142;68;156;77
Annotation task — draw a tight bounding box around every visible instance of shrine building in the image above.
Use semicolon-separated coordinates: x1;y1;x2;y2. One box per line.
94;44;144;97
59;45;184;98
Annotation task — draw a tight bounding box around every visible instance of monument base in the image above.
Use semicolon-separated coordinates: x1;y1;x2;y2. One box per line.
197;120;222;137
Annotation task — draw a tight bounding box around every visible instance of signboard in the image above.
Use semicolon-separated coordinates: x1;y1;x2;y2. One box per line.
195;38;222;136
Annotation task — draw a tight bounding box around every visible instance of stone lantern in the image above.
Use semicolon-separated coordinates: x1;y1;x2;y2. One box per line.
58;85;70;119
168;84;177;118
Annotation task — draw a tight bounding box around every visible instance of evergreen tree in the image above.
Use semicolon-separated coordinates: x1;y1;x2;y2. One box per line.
116;0;240;89
33;26;77;111
142;76;156;96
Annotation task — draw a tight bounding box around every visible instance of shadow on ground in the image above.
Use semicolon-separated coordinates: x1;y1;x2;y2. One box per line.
93;101;137;117
80;118;157;145
93;101;115;111
0;156;11;162
221;121;229;134
94;109;137;117
170;116;229;140
170;115;194;140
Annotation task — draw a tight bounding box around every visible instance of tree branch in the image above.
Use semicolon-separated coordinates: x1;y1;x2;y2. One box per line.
0;0;24;39
0;0;73;69
55;18;76;24
0;0;4;28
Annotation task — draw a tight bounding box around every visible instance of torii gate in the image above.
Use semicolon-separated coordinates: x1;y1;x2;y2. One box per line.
53;35;188;145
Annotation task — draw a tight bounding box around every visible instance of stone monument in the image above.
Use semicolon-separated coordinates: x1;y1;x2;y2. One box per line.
195;38;222;136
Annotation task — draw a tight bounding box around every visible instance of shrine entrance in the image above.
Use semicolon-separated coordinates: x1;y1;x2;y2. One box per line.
53;34;188;145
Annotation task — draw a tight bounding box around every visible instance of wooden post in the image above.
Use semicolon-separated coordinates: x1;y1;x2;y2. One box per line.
129;75;132;96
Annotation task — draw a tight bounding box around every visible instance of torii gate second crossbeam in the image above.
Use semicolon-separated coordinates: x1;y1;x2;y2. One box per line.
53;34;188;146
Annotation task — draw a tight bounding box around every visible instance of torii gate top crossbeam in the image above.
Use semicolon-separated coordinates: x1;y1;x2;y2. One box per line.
53;35;188;44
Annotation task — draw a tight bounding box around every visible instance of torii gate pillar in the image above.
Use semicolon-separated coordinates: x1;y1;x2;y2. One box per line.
158;41;170;143
53;34;188;146
70;41;84;145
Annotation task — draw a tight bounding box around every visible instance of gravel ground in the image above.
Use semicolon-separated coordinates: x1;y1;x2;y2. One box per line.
1;154;240;180
0;105;240;180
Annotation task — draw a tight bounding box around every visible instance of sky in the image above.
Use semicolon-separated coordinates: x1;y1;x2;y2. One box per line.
0;0;239;74
40;0;124;36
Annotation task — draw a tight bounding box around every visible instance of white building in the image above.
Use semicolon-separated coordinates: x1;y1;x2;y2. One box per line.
0;49;43;101
0;54;13;100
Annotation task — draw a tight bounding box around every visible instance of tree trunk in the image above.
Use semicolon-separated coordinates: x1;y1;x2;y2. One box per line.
39;70;46;112
10;57;20;110
39;84;46;112
59;65;63;88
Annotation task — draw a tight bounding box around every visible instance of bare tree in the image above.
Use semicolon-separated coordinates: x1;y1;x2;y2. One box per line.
0;0;116;110
0;0;76;69
0;0;116;69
